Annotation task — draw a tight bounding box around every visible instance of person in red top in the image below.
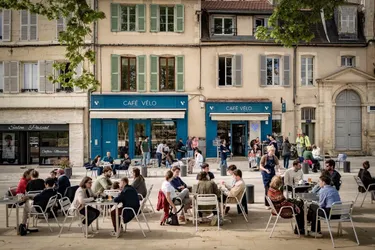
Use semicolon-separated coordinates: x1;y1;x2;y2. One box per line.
16;169;33;194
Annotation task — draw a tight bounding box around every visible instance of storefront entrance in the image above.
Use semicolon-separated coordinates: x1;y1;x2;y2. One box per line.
232;123;246;156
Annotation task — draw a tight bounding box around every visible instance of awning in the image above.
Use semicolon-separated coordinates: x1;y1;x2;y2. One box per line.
210;113;270;121
90;111;185;119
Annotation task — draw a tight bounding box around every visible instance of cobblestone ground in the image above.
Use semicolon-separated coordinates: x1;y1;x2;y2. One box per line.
0;157;374;250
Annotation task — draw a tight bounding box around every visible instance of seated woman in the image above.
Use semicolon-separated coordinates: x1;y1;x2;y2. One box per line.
358;161;375;200
196;172;220;223
170;166;188;192
91;155;103;176
16;169;34;195
26;170;45;192
267;176;304;235
131;168;147;199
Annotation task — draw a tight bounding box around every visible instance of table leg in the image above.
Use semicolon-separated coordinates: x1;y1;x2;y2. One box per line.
115;204;119;238
221;192;224;219
85;206;88;238
5;204;9;228
304;202;308;236
16;204;19;235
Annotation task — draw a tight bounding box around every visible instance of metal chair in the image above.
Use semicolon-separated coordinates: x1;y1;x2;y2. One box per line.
194;194;220;231
315;201;359;248
26;190;43;198
58;197;80;236
224;188;248;222
7;186;18;218
120;197;151;238
353;176;375;207
85;168;97;178
28;195;60;232
265;196;300;238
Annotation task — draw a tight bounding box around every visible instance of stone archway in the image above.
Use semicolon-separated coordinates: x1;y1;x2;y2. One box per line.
335;90;361;150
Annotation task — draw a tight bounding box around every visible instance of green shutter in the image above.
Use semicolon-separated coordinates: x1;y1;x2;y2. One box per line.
176;55;184;91
260;55;267;86
111;54;120;92
136;4;146;32
137;55;146;92
150;4;159;32
150;55;159;92
175;4;184;33
111;3;119;32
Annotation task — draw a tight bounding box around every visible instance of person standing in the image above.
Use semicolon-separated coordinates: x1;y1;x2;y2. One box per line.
260;146;280;209
156;141;166;168
296;134;305;157
176;138;185;160
269;135;279;159
302;133;311;148
141;136;150;166
186;137;193;158
282;137;292;169
219;139;229;171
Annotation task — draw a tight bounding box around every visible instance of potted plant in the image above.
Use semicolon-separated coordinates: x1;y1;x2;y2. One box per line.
55;157;73;179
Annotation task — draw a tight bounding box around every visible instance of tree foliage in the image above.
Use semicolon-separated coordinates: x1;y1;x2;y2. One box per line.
256;0;346;47
0;0;105;90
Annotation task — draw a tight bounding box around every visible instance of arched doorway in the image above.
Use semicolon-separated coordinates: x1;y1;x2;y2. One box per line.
335;90;361;150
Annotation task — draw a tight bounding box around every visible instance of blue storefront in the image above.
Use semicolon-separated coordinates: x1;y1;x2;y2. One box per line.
90;94;188;160
205;100;272;158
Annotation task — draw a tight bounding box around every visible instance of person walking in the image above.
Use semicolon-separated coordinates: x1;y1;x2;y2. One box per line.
141;136;150;166
219;139;229;171
296;134;304;157
186;136;193;158
260;145;280;209
282;137;292;169
156;141;166;168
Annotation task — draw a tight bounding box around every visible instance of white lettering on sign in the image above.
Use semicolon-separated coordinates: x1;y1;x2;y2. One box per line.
123;100;158;107
225;106;252;111
8;125;50;130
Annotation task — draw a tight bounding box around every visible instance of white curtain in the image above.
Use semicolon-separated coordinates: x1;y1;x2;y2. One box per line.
23;63;38;89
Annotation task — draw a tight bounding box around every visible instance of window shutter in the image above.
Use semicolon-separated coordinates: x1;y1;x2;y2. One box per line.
175;55;184;91
110;3;119;32
74;62;83;92
45;61;54;93
150;55;159;92
136;4;146;32
111;54;120;92
20;10;28;40
233;54;242;87
283;55;290;86
3;62;11;93
216;53;219;86
38;60;46;93
174;4;184;33
260;55;267;86
2;9;11;41
56;15;65;40
29;13;38;40
137;55;146;92
10;61;19;93
150;4;159;32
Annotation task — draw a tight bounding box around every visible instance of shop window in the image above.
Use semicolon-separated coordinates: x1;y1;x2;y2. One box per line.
213;16;235;35
159;57;175;91
120;5;136;31
40;131;69;165
121;57;136;91
341;56;355;67
272;116;282;136
217;121;230;142
40;132;69;147
301;56;314;86
151;120;177;155
301;107;316;121
218;56;232;86
118;122;129;158
22;62;38;92
0;132;19;165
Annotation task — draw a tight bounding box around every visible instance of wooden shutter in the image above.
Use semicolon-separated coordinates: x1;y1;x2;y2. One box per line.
137;55;146;92
38;61;46;93
20;10;28;40
150;55;159;91
260;55;267;86
74;62;83;92
283;55;290;86
233;54;242;87
111;54;120;92
150;4;159;32
111;3;119;32
2;9;11;41
3;62;11;93
29;13;38;40
10;61;19;93
136;4;146;32
174;4;184;33
56;15;65;39
176;55;184;91
216;53;219;86
45;61;54;93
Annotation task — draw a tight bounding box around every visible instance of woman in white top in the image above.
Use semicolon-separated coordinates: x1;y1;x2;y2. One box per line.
161;170;191;221
71;176;100;227
194;149;204;169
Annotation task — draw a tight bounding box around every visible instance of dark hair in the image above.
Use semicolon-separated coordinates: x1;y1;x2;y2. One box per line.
31;170;39;179
325;159;335;169
267;134;271;137
165;170;173;180
121;177;129;185
133;168;141;178
162;140;166;144
320;175;331;185
23;169;34;179
198;171;208;181
50;169;57;175
171;166;180;172
270;135;275;140
201;163;209;169
233;169;242;178
293;159;300;166
103;166;112;174
363;161;370;169
45;178;55;187
228;165;237;171
195;148;202;154
112;181;120;189
79;176;92;188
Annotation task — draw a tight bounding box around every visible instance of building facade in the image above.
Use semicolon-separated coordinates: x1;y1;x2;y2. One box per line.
0;8;89;166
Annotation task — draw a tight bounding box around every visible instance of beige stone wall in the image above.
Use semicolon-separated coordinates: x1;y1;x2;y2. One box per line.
237;16;253;36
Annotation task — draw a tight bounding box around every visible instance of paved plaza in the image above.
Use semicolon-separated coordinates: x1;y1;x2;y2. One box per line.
0;157;374;250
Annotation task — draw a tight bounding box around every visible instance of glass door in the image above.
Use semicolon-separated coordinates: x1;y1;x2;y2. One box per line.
28;132;40;164
231;123;247;156
134;121;147;158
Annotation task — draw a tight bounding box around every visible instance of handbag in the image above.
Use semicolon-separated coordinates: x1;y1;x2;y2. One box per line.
167;212;179;226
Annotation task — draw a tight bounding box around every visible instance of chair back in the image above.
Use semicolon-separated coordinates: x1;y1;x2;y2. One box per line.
265;196;278;214
45;195;58;212
145;184;154;200
113;159;122;165
59;197;72;217
64;185;79;202
196;194;218;206
104;190;121;198
328;202;353;220
353;176;366;189
8;186;17;197
27;190;43;196
139;196;148;214
239;187;247;202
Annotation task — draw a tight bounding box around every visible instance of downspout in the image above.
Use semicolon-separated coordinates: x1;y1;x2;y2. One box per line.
293;45;297;140
198;0;202;91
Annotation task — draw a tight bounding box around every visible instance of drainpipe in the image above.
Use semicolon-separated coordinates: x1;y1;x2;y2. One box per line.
293;45;297;140
198;0;202;91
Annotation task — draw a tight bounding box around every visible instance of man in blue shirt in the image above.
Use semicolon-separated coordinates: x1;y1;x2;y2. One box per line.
103;151;115;174
309;175;341;237
219;139;229;170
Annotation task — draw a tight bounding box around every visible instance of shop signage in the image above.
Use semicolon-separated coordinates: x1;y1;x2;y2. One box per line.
40;147;69;157
0;124;68;131
206;102;272;114
225;105;253;112
123;100;158;107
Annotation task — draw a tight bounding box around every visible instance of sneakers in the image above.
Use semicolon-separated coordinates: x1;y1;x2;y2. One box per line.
308;231;323;238
265;206;271;210
210;216;218;226
225;206;230;215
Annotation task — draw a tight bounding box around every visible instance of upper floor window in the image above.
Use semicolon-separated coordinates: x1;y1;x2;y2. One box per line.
301;56;314;86
22;62;38;92
20;10;38;41
121;6;136;31
341;56;355;67
254;17;269;31
338;6;357;39
218;56;232;86
111;4;145;32
150;4;184;33
121;57;136;91
266;56;280;86
160;57;175;91
213;17;235;35
260;55;290;87
301;107;316;120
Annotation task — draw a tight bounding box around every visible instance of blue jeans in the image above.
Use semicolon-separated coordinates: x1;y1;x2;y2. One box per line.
283;154;290;169
156;152;162;167
92;166;103;176
111;164;120;175
220;159;227;169
187;150;193;158
142;152;150;166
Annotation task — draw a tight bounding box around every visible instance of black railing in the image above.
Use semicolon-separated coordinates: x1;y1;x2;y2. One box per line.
56;87;73;93
21;89;38;93
211;28;237;36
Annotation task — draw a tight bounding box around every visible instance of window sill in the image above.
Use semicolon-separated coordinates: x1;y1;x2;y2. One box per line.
260;85;290;88
217;86;240;89
300;85;316;88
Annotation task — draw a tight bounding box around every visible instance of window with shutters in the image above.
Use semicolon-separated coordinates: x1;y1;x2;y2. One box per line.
22;63;38;92
341;56;355;67
111;4;145;32
159;57;175;91
301;56;314;86
218;56;233;86
120;6;136;31
160;6;174;32
338;6;357;39
150;4;184;33
0;62;3;92
301;107;316;121
56;62;73;92
121;57;136;91
20;10;37;41
266;56;280;86
56;15;69;39
213;16;236;35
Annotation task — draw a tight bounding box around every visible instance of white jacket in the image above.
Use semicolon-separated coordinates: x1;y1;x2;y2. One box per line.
312;147;321;158
195;153;204;168
70;187;96;211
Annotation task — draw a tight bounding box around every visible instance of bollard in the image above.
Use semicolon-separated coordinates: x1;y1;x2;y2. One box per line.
343;161;351;173
246;184;254;204
302;162;309;174
180;163;187;177
220;164;227;176
141;166;148;177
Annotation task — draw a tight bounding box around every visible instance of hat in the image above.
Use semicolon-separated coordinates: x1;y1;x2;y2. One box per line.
57;169;65;175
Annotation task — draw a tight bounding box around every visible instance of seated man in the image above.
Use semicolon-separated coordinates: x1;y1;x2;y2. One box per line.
358;161;375;200
325;160;341;191
92;166;113;195
103;151;116;175
56;169;71;196
26;170;45;192
196;163;215;181
21;178;57;226
120;153;132;171
170;166;188;192
284;160;308;194
220;169;245;214
309;175;341;238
